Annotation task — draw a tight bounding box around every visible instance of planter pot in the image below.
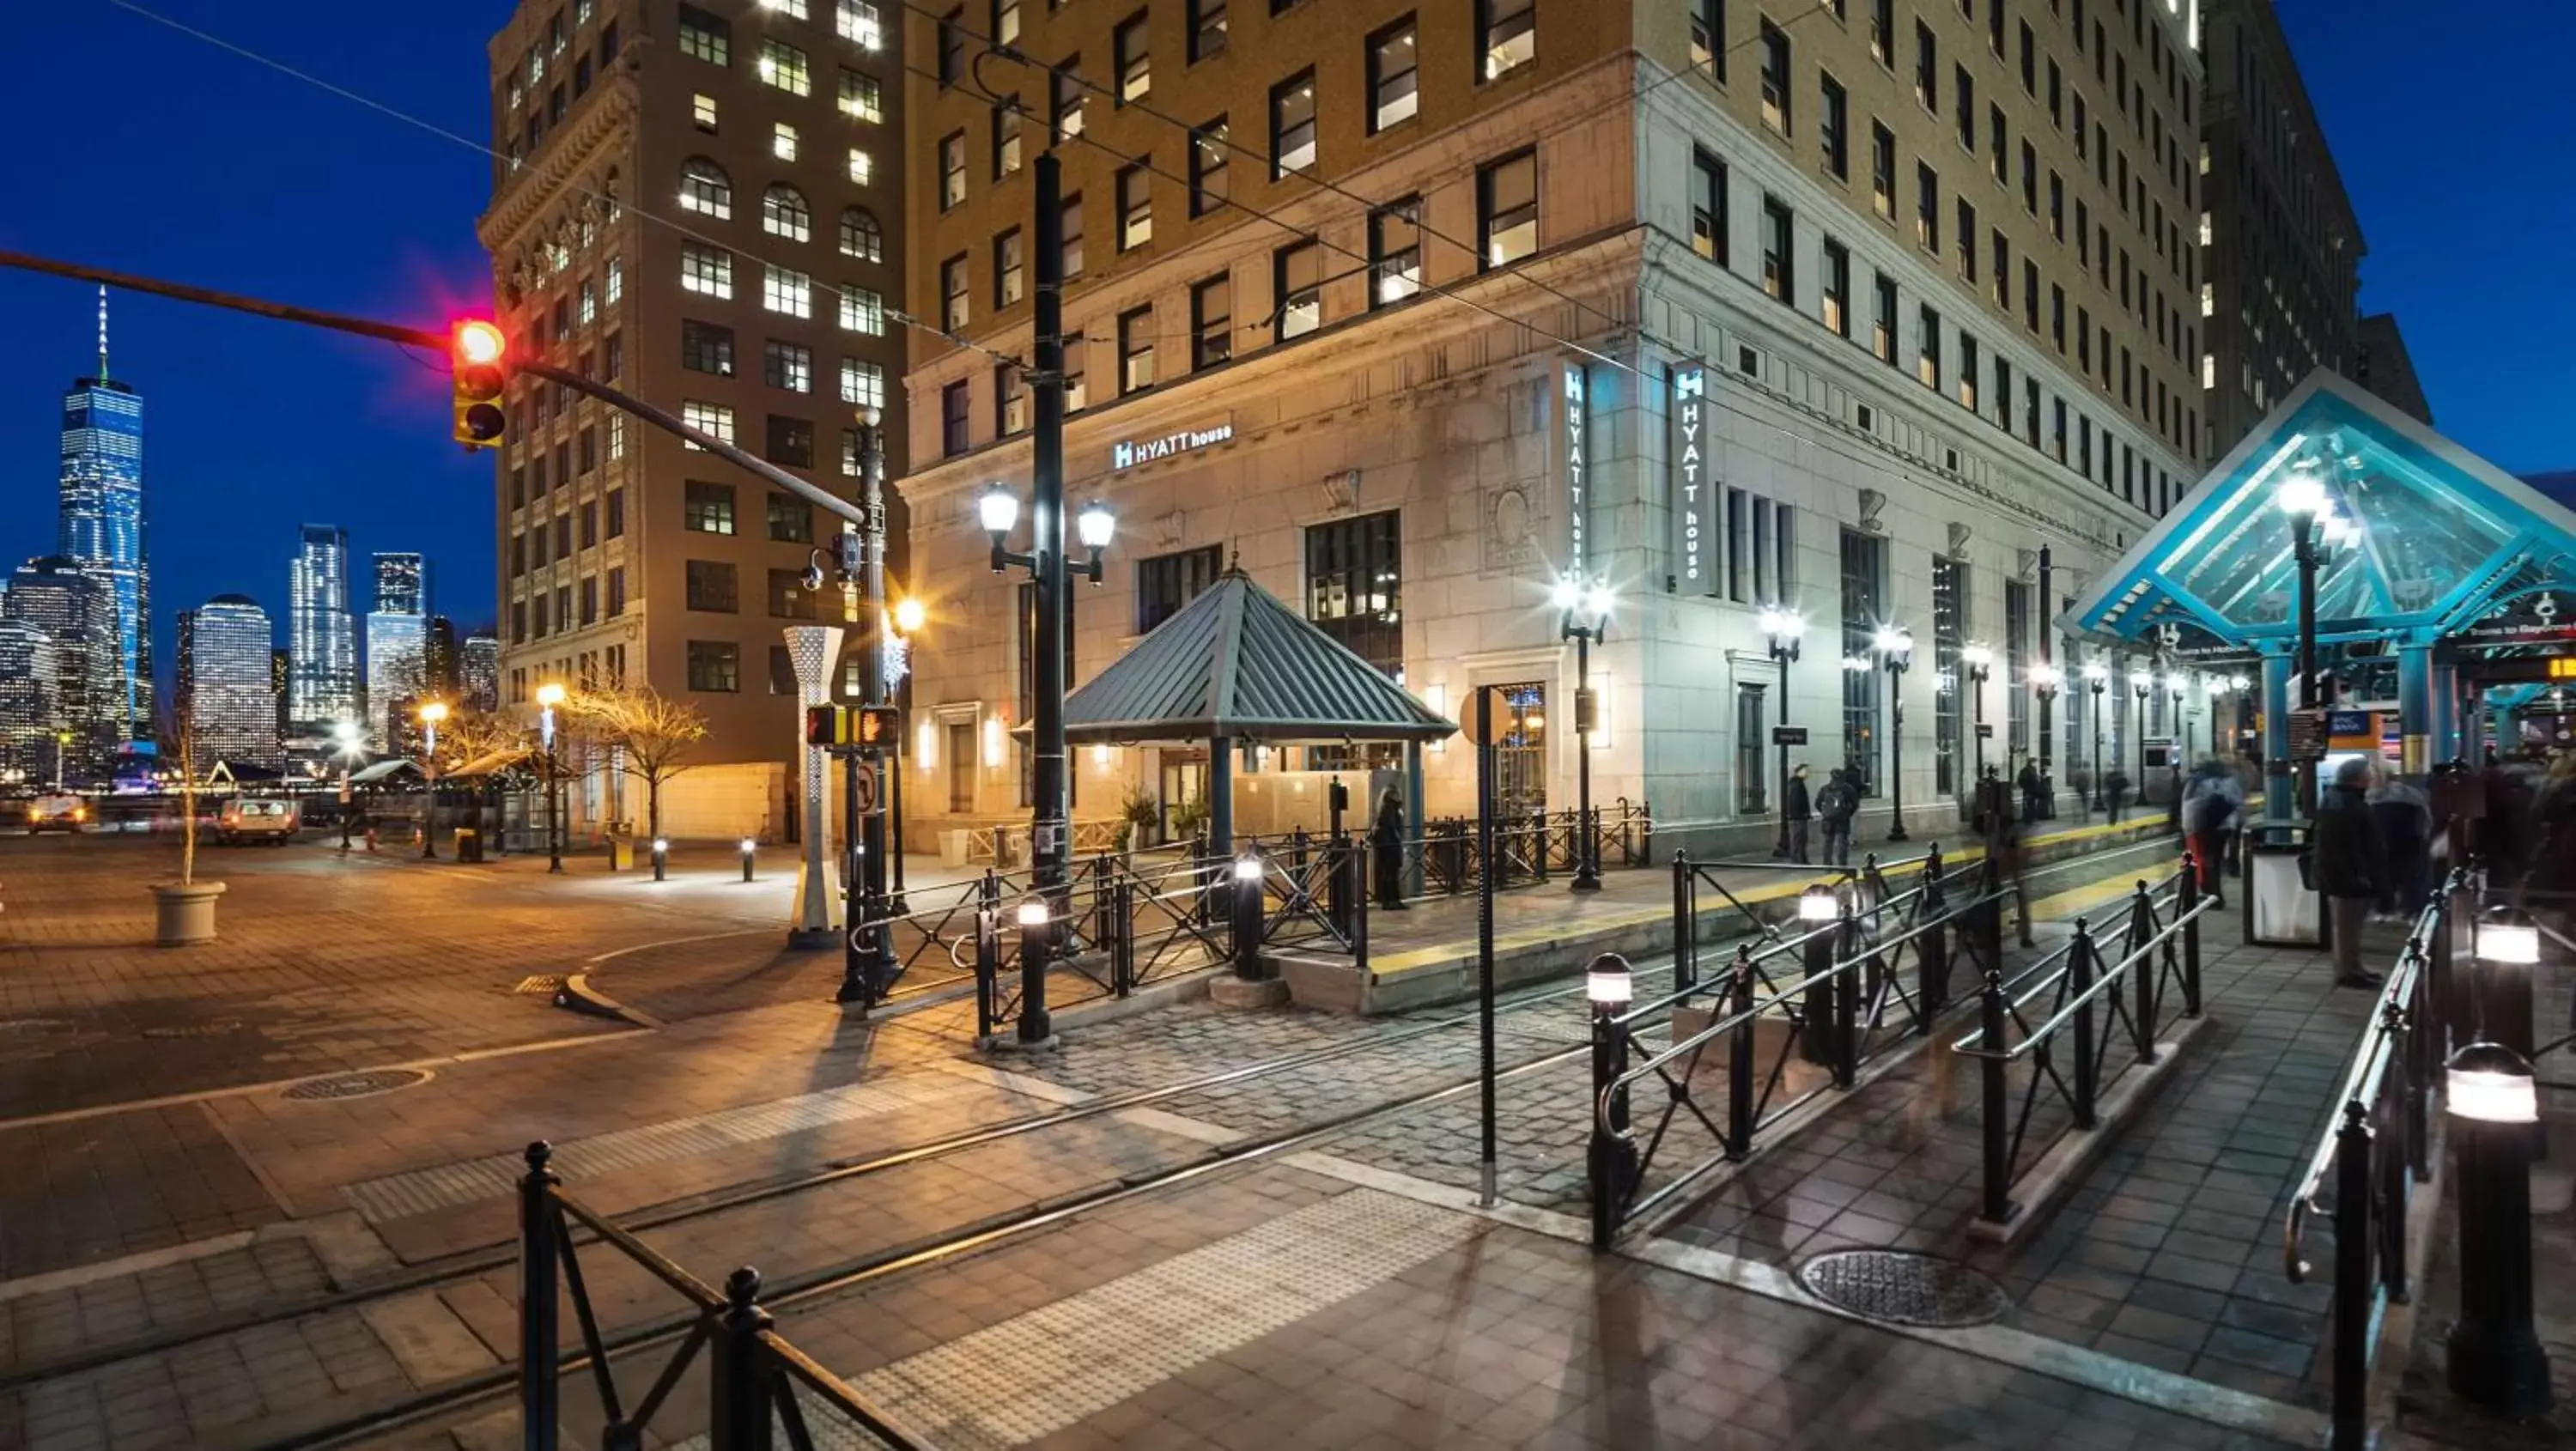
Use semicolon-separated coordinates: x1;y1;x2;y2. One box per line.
152;880;226;946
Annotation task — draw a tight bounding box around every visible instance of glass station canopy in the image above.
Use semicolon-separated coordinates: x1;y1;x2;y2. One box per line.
2071;373;2576;652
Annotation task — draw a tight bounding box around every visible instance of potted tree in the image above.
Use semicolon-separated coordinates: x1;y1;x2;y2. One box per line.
152;707;223;944
1116;786;1159;853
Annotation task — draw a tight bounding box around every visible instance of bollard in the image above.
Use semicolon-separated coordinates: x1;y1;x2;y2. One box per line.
2330;1102;2374;1449
651;837;668;883
2443;1041;2552;1418
1976;971;2014;1226
1230;852;1266;980
2178;852;2203;1017
1671;853;1697;997
2475;909;2540;1059
708;1267;775;1451
1586;954;1636;1248
1727;945;1757;1157
1797;885;1838;1066
1016;894;1052;1042
519;1142;561;1451
1348;841;1371;974
973;872;1001;1040
1531;808;1549;883
1109;878;1136;997
739;838;756;883
2069;918;2099;1129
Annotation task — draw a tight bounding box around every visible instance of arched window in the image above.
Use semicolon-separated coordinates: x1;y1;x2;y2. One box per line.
678;157;731;219
839;206;884;263
763;183;811;243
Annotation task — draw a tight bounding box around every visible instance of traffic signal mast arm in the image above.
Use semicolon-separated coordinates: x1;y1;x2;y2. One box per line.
0;248;870;536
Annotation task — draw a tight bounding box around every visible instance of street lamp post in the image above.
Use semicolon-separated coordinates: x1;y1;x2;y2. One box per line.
1874;625;1914;843
2279;464;2340;817
2030;663;2062;819
2084;662;2109;816
981;477;1115;1047
416;703;447;859
837;406;898;1008
332;719;362;853
1962;644;1994;787
1759;605;1804;859
888;595;926;914
1554;578;1613;892
536;682;566;873
2131;677;2151;798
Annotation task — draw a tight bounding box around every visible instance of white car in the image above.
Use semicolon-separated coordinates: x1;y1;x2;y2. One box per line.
26;795;86;835
216;798;300;846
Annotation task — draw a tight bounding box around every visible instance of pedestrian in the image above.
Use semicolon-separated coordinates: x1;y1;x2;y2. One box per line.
1783;763;1814;865
2018;758;2047;823
1816;768;1859;868
1370;786;1408;910
2182;758;2244;907
1983;786;2035;946
2314;756;2386;988
2105;765;2131;823
2367;771;2432;921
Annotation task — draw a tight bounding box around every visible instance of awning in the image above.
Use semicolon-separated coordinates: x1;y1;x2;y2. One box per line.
347;758;420;784
1054;566;1455;744
444;747;534;779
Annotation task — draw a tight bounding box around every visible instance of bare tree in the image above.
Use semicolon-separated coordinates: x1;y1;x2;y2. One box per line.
566;687;708;841
430;707;532;845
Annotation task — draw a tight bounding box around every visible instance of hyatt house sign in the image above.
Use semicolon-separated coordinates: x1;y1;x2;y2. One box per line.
1562;364;1590;582
1669;361;1710;595
1111;422;1234;470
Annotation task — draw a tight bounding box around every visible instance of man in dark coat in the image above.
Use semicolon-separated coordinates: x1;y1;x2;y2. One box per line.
2314;756;2385;988
1370;787;1408;910
2017;759;2047;823
1783;763;1814;865
2105;766;2131;824
1816;768;1859;867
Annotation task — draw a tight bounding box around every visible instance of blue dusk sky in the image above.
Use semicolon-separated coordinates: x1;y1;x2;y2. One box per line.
0;1;2567;685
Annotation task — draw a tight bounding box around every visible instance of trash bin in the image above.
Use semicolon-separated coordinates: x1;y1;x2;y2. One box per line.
606;835;635;871
453;827;483;863
2245;818;2319;946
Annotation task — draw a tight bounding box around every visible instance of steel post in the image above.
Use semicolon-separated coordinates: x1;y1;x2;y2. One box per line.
1023;149;1071;1046
2330;1104;2372;1449
1671;853;1697;996
2069;919;2099;1129
1977;972;2014;1226
518;1142;559;1451
1728;946;1757;1157
708;1268;775;1451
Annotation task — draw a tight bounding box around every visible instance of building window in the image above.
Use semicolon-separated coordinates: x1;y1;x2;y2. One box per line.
1136;545;1223;633
1820;239;1850;337
758;39;811;95
1931;555;1965;793
685;559;738;612
1958;331;1979;410
769;568;818;620
1370;20;1419;133
840;68;884;122
1370;201;1421;306
763;340;812;394
848;149;874;185
1189;0;1228;62
996;366;1030;434
762;184;811;242
693;92;718;131
993;97;1024;178
773;122;800;162
940;254;969;331
681;400;734;447
680;243;734;303
686;641;740;693
2004;579;2030;756
1063;331;1087;410
1870;122;1895;220
678;156;731;218
769;492;814;543
993;228;1024;307
1691;149;1727;264
1193;274;1232;367
1916;162;1938;251
763;265;812;318
939;131;967;210
1478;0;1535;82
1271;71;1316;176
1116;11;1151;101
839;285;885;334
1917;303;1941;389
1759;197;1793;303
939;379;971;456
1758;21;1791;133
1275;240;1321;340
1956;198;1976;280
1061;195;1085;276
1869;0;1892;64
1053;59;1086;140
1819;72;1848;178
1119;306;1157;392
1954;65;1974;149
680;319;735;376
1478;150;1537;269
678;4;729;64
1118;164;1152;250
605;566;625;616
1840;527;1885;796
1873;272;1898;363
1736;685;1770;814
765;415;814;468
1688;0;1722;79
1914;20;1936;111
840;208;884;263
684;481;736;535
605;489;624;537
1305;511;1402;671
1191;119;1229;216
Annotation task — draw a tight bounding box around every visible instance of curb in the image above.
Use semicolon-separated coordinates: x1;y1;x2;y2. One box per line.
554;973;665;1030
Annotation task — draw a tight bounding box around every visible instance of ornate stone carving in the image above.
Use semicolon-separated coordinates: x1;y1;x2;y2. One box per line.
2015;548;2038;581
1947;523;1973;560
1858;488;1887;534
1321;470;1361;514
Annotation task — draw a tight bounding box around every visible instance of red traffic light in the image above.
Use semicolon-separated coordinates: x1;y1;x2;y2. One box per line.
453;319;507;367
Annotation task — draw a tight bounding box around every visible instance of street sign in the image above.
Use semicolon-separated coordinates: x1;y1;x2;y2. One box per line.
1770;726;1809;746
851;760;878;815
2288;708;2331;762
1975;723;1995;739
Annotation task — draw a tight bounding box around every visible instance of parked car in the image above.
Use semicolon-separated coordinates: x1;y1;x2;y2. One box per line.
216;798;300;846
26;795;86;835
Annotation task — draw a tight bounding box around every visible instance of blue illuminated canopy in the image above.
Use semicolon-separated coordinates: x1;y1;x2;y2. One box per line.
2069;372;2576;653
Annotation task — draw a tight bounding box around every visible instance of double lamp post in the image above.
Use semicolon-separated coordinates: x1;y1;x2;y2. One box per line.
1553;578;1613;892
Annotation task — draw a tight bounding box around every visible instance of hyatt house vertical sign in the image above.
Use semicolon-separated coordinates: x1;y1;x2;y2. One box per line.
1669;361;1710;596
1562;364;1590;583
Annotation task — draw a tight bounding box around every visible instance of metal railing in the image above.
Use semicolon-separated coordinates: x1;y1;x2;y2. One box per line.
2281;870;2470;1451
1955;862;2207;1234
518;1142;936;1450
1588;846;2004;1245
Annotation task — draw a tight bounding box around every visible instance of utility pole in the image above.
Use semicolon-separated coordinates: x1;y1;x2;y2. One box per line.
837;412;896;1006
1023;150;1070;1047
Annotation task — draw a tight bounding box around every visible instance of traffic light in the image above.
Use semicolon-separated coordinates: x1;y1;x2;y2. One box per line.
451;319;508;449
805;705;848;746
854;705;902;748
805;704;902;748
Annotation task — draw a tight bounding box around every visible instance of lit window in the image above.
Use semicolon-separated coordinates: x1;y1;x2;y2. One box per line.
1275;240;1321;340
848;149;874;185
840;286;884;334
763;265;812;319
758;40;811;96
678;5;729;64
773;123;799;161
839;68;883;122
1271;72;1315;177
995;0;1021;45
759;0;809;18
993;98;1024;177
994;228;1024;306
678;157;731;218
1120;305;1156;393
680;241;733;298
1478;0;1534;81
681;400;735;450
692;94;718;131
2200;282;2213;317
1053;62;1085;141
764;339;813;394
837;0;884;48
1191;119;1229;216
840;208;884;262
941;255;969;331
2201;353;2215;389
1118;165;1152;250
1369;21;1418;133
940;131;968;210
1478;150;1537;269
1190;0;1228;63
1117;13;1151;101
840;358;885;408
1370;201;1420;306
763;184;811;242
578;279;597;326
1062;196;1086;276
1691;149;1726;264
605;255;622;305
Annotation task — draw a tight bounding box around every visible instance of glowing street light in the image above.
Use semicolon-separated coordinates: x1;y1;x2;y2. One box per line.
536;682;567;873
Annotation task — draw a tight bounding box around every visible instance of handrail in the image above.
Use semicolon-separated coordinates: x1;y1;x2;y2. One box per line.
553;1189;726;1308
1954;893;2209;1061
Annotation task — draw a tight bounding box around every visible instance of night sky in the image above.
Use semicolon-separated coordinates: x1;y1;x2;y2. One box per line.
0;2;2567;690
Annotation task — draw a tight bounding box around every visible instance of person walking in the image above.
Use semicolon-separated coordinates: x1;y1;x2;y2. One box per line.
2314;757;2386;988
1816;768;1858;867
2017;758;2047;824
2182;758;2245;908
1983;786;2036;947
1370;786;1408;910
1783;763;1814;865
2105;765;2131;824
2368;771;2433;921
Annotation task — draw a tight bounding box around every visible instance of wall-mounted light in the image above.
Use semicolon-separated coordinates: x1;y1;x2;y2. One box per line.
1424;683;1448;755
982;716;1005;768
916;718;938;771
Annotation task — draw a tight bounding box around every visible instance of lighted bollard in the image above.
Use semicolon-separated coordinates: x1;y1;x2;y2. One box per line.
1586;953;1636;1248
1231;853;1267;980
2444;1040;2552;1418
739;837;756;883
651;837;668;883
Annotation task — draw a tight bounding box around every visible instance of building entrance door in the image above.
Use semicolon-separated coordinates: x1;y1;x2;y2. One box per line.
946;723;975;813
1157;750;1209;845
1489;682;1548;817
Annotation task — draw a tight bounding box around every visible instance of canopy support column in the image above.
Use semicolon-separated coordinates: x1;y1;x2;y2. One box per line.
2429;660;2458;766
2397;643;2433;775
1208;736;1234;859
1405;740;1425;898
2262;653;2294;820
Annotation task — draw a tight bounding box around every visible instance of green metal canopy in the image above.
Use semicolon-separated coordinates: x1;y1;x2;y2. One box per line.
1059;568;1456;744
2067;371;2576;652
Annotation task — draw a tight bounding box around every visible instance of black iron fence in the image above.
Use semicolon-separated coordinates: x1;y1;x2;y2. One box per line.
1587;847;2004;1246
518;1142;934;1450
1955;863;2207;1234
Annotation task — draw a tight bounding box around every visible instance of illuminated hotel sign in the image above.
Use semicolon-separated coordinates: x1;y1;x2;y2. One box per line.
1110;422;1234;470
1563;365;1590;582
1669;361;1710;595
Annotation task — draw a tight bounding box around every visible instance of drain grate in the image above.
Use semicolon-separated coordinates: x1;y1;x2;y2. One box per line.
514;974;567;996
1795;1248;2008;1328
142;1018;244;1040
283;1068;430;1102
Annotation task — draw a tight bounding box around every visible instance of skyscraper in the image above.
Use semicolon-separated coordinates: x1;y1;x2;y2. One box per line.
461;632;501;713
288;525;357;735
178;596;281;768
58;289;149;744
364;551;431;747
3;557;118;780
0;618;58;778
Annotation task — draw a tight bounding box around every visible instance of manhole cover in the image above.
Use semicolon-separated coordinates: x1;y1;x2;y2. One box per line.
1794;1248;2008;1327
283;1069;431;1102
514;974;567;996
142;1018;244;1039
